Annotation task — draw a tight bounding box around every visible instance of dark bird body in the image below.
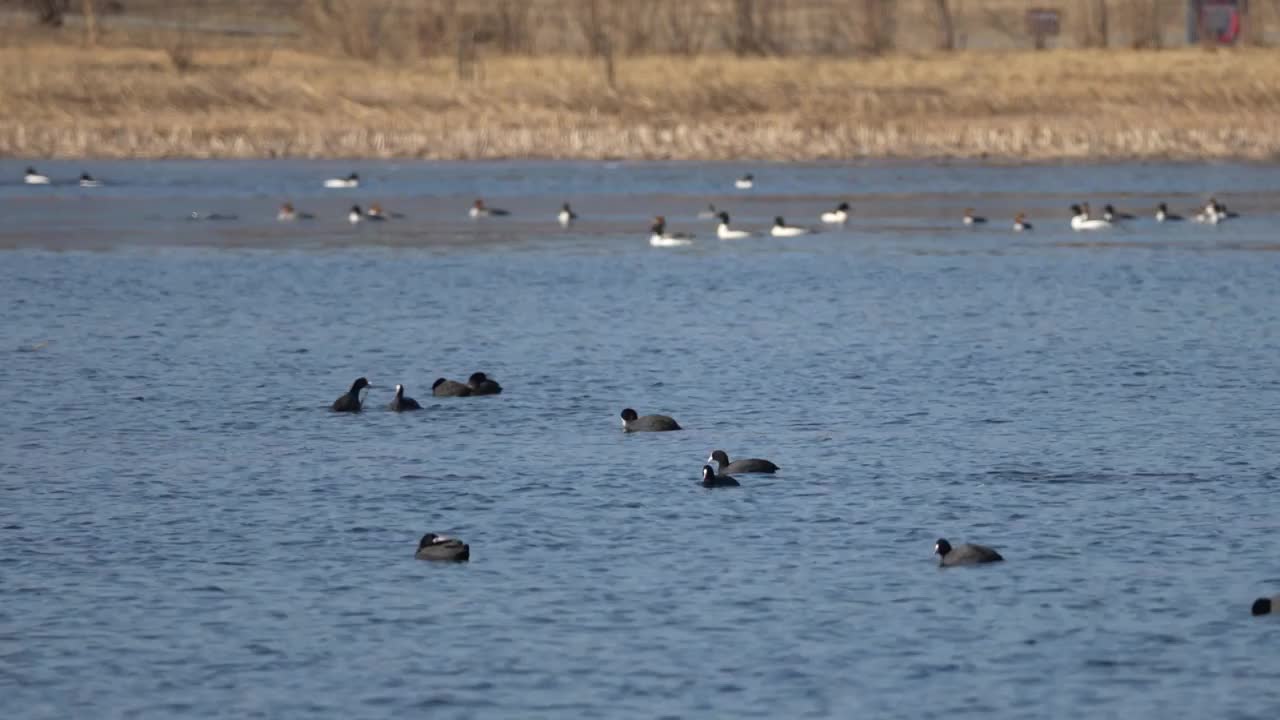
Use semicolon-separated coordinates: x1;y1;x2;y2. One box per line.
415;533;470;562
388;384;421;411
701;465;740;488
1253;595;1279;616
467;372;503;395
620;408;680;432
432;378;472;397
708;450;778;474
332;377;369;412
935;538;1004;566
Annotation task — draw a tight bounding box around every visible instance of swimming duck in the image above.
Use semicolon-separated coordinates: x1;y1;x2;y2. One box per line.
388;384;422;412
934;538;1004;566
697;203;720;220
415;533;470;562
1013;213;1033;232
1195;198;1238;224
366;203;401;220
1103;204;1135;222
432;378;472;397
821;202;850;224
1253;595;1279;616
558;203;577;227
701;465;740;488
1070;204;1111;231
23;167;50;185
620;408;681;432
276;202;314;221
470;199;510;218
323;172;359;189
770;217;811;237
649;216;694;247
734;174;754;190
348;205;363;224
716;211;752;240
467;372;502;395
708;450;778;475
187;211;238;222
963;208;987;225
331;377;370;413
79;172;101;188
1155;203;1183;222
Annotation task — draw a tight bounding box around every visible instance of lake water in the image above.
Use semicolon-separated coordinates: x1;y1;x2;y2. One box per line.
3;160;1279;719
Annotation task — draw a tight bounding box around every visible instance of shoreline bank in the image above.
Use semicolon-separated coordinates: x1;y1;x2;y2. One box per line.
4;124;1278;163
4;46;1279;162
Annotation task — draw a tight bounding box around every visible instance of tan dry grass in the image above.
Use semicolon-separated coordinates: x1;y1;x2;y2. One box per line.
2;44;1280;160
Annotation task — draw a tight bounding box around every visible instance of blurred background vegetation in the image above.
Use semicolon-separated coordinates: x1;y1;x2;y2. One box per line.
2;1;1279;160
6;1;1279;66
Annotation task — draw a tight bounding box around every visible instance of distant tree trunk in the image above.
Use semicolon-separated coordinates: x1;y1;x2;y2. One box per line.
1146;0;1162;48
861;0;894;53
82;0;97;46
1079;0;1110;47
881;0;897;51
932;0;955;50
583;0;616;90
1095;0;1110;47
30;0;67;26
733;0;761;56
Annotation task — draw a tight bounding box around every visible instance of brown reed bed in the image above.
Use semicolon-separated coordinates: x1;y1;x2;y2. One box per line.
3;44;1279;161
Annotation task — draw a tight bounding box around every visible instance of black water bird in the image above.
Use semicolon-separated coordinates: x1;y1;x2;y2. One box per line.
415;533;470;562
708;450;778;475
620;408;680;432
701;465;740;488
388;384;421;412
467;372;502;395
1252;595;1279;616
332;377;370;412
934;538;1004;566
432;378;472;397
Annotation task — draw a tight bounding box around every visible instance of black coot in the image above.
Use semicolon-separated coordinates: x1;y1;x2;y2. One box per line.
1252;595;1278;616
332;377;369;412
388;384;421;412
934;538;1003;566
415;533;470;562
432;378;472;397
467;372;503;395
708;450;778;474
701;465;740;488
620;408;680;432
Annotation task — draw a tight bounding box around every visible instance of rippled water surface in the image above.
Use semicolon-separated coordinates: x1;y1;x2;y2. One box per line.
3;160;1280;719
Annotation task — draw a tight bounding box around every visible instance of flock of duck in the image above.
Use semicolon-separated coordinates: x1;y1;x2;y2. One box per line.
317;170;1265;614
23;167;1242;244
330;373;503;562
326;372;1280;616
25;163;1275;612
23;166;100;188
333;373;1010;569
331;373;503;413
651;196;1239;247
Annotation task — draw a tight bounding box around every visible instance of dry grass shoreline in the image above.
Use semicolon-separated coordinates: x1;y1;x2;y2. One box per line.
4;45;1280;162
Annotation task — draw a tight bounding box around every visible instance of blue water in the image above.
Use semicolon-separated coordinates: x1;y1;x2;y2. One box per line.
3;160;1280;719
